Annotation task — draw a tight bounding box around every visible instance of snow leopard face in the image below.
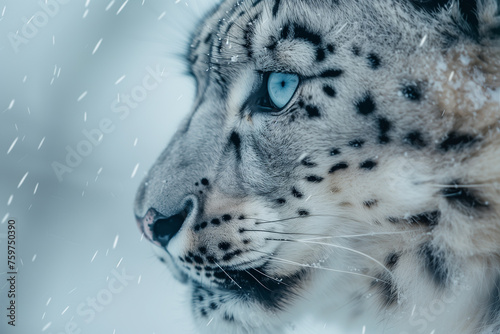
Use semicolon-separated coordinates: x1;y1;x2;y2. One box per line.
135;0;500;333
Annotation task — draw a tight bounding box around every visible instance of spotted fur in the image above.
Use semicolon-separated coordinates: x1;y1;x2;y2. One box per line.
135;0;500;333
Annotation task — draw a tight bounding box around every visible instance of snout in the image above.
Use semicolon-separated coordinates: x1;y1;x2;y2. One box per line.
135;198;195;247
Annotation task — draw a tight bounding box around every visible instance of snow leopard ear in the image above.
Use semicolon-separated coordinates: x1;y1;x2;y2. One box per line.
410;0;480;39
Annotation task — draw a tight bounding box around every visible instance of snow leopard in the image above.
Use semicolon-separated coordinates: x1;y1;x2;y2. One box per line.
134;0;500;333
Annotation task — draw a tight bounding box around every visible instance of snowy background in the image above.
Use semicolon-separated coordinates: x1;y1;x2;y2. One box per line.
0;1;343;333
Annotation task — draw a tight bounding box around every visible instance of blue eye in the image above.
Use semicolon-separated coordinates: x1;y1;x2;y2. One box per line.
267;72;299;109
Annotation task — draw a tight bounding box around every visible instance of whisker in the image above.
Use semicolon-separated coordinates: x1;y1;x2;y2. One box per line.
251;267;289;286
260;254;389;284
242;229;328;237
245;269;272;291
215;262;242;289
264;239;394;279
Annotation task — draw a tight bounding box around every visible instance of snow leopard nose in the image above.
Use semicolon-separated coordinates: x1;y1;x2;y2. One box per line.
136;197;195;247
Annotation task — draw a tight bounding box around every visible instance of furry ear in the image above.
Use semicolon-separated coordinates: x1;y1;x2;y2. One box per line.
409;0;480;39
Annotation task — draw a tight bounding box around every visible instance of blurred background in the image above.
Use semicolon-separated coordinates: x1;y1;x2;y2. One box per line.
0;1;341;333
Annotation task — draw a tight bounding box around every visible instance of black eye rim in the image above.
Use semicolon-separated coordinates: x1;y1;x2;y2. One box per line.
250;71;301;115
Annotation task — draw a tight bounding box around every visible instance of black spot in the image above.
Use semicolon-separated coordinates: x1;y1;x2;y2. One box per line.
204;266;213;271
305;105;320;118
320;69;343;78
203;33;212;44
387;217;399;224
352;45;361;56
326;43;335;53
201;178;209;186
298;100;305;108
200;222;208;229
378;117;392;134
306;175;324;183
195;266;202;271
184;256;193;264
316;48;326;62
377;117;392;144
195;182;199;186
349;139;365;148
371;273;398;307
356;94;376;115
323;85;336;97
402;84;421;101
367;53;381;69
197;295;204;302
386;253;400;269
272;0;281;17
193;256;204;264
213;271;225;280
222;214;232;221
280;23;290;39
243;239;250;244
200;308;208;317
442;183;489;211
360;160;377;170
293;24;322;45
222;253;234;261
224;313;235;322
329;162;349;174
266;40;277;51
438;132;478;151
205;273;212;278
420;242;448;287
363;200;378;208
229;131;242;160
218;242;231;251
194;224;201;231
211;218;221;225
404;131;427;148
199;247;207;254
330;148;341;156
276;198;287;205
292;187;303;198
298;210;309;216
238;215;245;220
206;256;216;264
209;302;218;310
301;157;317;167
158;257;166;263
408;211;440;227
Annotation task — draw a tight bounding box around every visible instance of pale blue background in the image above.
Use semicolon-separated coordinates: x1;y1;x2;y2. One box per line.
0;1;343;333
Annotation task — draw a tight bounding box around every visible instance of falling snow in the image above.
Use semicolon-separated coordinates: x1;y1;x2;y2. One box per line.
77;91;88;102
131;163;139;178
92;38;103;55
7;137;18;154
17;172;29;188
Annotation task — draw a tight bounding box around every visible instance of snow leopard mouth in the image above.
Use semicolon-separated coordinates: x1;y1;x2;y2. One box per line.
192;265;308;308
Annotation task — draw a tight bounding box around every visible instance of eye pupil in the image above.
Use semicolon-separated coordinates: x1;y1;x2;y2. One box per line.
267;72;299;109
